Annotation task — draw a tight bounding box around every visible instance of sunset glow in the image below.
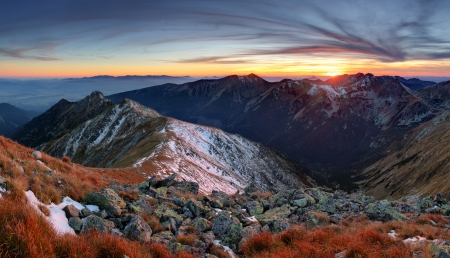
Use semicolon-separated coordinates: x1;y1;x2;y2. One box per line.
1;1;450;79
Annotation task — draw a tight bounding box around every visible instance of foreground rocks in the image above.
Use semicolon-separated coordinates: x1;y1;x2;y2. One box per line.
64;174;450;257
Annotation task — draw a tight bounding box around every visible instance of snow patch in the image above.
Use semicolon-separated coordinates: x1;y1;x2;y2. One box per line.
25;190;75;235
214;240;236;258
86;205;100;212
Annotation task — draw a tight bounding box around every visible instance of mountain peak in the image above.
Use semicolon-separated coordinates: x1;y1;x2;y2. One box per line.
90;91;105;99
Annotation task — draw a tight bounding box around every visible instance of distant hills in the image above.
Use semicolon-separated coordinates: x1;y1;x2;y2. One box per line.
0;103;40;136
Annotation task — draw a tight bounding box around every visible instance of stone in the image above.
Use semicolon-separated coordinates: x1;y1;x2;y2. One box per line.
109;218;124;229
68;217;83;232
63;204;81;218
365;200;406;222
212;211;234;239
80;208;92;218
255;205;292;225
435;192;446;204
245;201;264;216
85;189;126;217
154;204;184;223
123;215;152;243
152;231;175;245
81;215;115;233
155;173;177;188
185;198;208;217
193;217;211;232
0;175;6;189
172;181;199;195
32;151;43;160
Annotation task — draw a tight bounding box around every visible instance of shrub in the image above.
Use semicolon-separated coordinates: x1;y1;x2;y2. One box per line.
141;213;165;233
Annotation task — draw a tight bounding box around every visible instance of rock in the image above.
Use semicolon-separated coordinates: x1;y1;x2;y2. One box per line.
85;189;126;217
185;198;208;217
109;218;124;229
211;190;229;200
0;175;6;189
291;195;315;208
172;181;199;195
80;208;92;218
63;204;81;218
152;231;175;245
305;211;329;228
111;228;124;237
123;215;152;243
365;200;406;222
255;205;292;225
212;211;235;239
32;151;43;160
435;193;446;204
209;200;223;209
245;201;264;216
137;177;155;192
154;204;184;223
68;217;83;232
193;217;211;232
223;223;242;247
155;173;177;188
81;215;115;233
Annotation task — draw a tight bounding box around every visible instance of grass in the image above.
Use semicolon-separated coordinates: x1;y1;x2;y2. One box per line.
241;214;450;258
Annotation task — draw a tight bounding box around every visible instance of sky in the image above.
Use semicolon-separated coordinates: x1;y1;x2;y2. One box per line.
1;0;450;78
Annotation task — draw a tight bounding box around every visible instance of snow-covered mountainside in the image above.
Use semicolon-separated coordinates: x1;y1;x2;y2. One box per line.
107;73;438;190
12;91;113;148
39;96;313;194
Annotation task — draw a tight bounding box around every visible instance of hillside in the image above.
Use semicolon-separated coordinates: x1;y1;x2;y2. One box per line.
360;109;450;199
0;103;39;136
35;95;313;194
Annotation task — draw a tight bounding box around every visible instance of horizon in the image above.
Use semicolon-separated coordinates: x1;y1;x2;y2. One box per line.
2;72;450;84
1;0;450;79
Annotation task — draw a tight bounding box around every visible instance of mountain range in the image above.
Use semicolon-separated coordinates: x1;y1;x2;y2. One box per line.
0;103;39;136
9;73;450;197
106;73;450;190
12;91;313;194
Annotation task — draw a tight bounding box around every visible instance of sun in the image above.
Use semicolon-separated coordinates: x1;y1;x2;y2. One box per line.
326;71;341;77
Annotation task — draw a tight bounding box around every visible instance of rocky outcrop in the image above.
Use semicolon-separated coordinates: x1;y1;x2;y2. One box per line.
60;174;450;257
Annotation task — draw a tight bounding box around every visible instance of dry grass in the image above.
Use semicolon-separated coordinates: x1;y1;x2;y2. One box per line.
241;214;450;258
252;192;273;198
141;213;165;234
119;189;139;201
0;194;196;258
175;234;197;246
38;204;50;216
208;245;233;258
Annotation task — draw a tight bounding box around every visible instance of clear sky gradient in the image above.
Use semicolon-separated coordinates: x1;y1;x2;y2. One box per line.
1;0;450;78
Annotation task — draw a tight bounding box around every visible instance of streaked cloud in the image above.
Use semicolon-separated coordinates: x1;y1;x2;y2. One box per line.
1;0;450;77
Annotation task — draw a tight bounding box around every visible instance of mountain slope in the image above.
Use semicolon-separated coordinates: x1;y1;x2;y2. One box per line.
107;73;436;189
0;103;39;136
38;95;313;194
12;91;114;148
360;109;450;199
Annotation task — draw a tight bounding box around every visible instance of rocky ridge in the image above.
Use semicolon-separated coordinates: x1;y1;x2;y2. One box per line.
61;173;450;257
31;94;313;194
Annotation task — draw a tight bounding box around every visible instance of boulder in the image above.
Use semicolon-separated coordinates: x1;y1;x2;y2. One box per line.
193;217;212;232
85;189;126;217
212;211;234;239
32;151;43;160
245;201;264;216
154;204;184;223
152;231;175;245
255;205;292;225
154;173;177;188
68;217;83;233
365;200;406;222
81;215;114;233
172;181;199;195
123;215;152;243
63;204;81;218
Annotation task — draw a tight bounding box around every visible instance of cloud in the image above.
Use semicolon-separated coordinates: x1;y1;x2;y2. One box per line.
1;0;450;67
